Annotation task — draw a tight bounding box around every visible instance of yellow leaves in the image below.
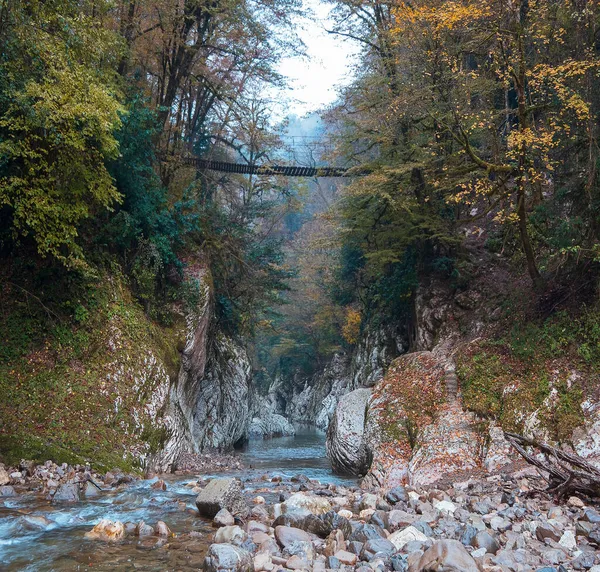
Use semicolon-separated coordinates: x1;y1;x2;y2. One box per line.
392;0;491;35
341;308;361;346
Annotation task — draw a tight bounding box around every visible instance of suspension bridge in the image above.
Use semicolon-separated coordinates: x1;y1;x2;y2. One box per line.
179;135;368;178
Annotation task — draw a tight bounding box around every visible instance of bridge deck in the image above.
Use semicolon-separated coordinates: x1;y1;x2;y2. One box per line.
182;157;364;178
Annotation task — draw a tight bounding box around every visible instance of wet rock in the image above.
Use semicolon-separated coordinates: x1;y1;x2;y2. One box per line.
151;479;167;491
85;519;125;541
0;485;17;497
274;526;311;549
326;388;371;475
21;515;53;531
155;521;171;537
52;483;80;503
214;508;235;528
137;521;155;537
412;539;480;571
215;525;247;546
203;543;254;572
82;481;100;497
196;478;248;518
388;525;429;550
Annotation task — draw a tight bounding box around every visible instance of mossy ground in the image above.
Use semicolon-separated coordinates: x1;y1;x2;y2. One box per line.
0;263;184;472
457;306;600;444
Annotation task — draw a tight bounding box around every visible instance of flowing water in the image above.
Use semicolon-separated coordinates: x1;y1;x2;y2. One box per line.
0;428;354;571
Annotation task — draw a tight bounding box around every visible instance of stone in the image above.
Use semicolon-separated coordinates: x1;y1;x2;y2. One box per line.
282;539;314;562
388;525;429;550
0;465;9;486
282;493;332;516
388;510;417;532
137;521;154;537
412;539;480;572
434;500;457;515
360;493;378;511
214;508;236;528
52;483;80;503
249;414;295;439
0;485;17;496
82;481;100;497
196;478;248;518
568;497;585;509
301;511;352;539
215;526;247;546
360;538;396;561
85;519;125;541
274;526;311;549
348;523;386;543
537;522;562;542
253;550;272;572
155;521;171;537
151;479;167;491
326;388;371;475
338;509;353;520
386;486;408;505
203;543;254;572
334;550;357;565
583;509;600;524
559;530;577;551
285;555;309;570
471;531;499;555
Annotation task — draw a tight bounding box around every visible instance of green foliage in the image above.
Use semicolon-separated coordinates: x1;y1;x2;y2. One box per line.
0;0;123;266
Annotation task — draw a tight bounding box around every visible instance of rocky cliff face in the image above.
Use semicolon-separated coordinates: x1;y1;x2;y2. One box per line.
154;268;252;471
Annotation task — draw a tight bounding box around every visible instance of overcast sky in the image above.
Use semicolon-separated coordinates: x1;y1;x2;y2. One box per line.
275;0;360;117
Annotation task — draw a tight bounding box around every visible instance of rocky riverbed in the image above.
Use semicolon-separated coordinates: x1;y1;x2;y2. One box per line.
3;454;600;571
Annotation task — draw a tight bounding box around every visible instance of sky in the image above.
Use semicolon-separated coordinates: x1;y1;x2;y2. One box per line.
274;0;360;117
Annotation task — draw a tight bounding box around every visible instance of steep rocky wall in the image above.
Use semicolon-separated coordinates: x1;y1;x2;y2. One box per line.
153;268;252;471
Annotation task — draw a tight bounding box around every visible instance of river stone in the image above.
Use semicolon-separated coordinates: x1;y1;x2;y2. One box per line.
215;525;247;546
412;539;480;572
385;486;408;505
0;485;16;497
301;511;352;539
85;519;125;541
52;483;80;503
389;526;429;550
282;492;332;516
388;510;417;532
214;508;235;528
196;478;248;518
471;531;500;555
0;464;9;486
155;521;171;537
275;525;311;548
348;523;386;543
203;543;254;572
360;538;396;561
326;388;371;475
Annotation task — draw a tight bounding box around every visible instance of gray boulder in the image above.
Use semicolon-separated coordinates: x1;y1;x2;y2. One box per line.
196;478;248;518
203;543;254;572
326;388;371;475
52;483;80;503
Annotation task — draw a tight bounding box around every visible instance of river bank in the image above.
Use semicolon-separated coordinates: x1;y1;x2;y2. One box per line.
1;429;600;571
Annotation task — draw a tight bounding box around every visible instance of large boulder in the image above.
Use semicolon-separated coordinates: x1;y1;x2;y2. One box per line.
282;492;332;516
52;483;80;503
326;388;371;475
196;478;248;518
203;543;254;572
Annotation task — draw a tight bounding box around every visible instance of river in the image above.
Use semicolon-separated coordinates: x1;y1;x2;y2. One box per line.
0;429;354;571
